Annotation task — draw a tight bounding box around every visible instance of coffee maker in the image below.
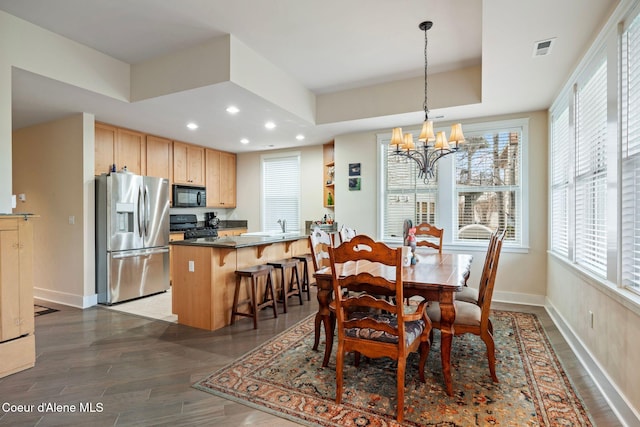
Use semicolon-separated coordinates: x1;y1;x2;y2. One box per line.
204;212;219;228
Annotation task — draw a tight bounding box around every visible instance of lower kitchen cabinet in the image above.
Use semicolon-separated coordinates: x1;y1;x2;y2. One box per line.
0;215;35;378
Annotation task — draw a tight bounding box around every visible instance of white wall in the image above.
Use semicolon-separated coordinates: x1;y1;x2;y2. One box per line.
12;113;96;307
332;111;548;303
235;144;331;232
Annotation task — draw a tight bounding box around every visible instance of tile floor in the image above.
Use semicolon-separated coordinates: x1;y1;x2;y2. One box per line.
104;288;177;323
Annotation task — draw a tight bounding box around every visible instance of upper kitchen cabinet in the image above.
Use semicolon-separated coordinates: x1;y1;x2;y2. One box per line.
205;149;236;208
145;135;172;181
94;123;145;176
173;141;205;186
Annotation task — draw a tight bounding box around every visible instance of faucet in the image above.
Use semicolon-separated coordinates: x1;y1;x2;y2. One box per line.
277;219;286;233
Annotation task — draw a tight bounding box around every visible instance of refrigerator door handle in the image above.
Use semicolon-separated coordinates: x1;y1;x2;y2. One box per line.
111;247;169;259
137;186;144;238
144;185;150;237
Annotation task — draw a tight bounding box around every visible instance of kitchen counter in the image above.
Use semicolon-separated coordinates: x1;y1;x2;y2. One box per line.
170;234;311;331
170;233;307;249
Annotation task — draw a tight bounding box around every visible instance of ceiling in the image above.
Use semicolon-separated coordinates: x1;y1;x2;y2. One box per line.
1;0;618;153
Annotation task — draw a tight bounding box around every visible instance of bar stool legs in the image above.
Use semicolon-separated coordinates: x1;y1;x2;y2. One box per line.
231;265;278;329
268;259;303;313
293;254;313;301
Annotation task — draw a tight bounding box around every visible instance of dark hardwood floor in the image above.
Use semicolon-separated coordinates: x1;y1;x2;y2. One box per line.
0;296;620;426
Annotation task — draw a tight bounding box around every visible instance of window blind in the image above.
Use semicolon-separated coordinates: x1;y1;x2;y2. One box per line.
575;60;607;277
262;154;300;233
550;106;570;257
454;130;521;243
383;141;438;240
622;13;640;291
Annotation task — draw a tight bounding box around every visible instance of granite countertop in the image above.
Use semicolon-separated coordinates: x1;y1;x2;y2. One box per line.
170;233;307;249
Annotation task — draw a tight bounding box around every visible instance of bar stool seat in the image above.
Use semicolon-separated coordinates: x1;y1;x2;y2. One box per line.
231;264;278;329
268;258;303;312
293;253;313;301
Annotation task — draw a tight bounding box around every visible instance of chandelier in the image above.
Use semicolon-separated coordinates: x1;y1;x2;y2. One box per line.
389;21;465;182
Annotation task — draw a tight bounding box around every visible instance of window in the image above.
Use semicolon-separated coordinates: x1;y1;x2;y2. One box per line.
574;60;607;277
380;119;526;248
550;106;570;257
381;139;438;241
454;127;522;245
261;153;300;233
622;12;640;292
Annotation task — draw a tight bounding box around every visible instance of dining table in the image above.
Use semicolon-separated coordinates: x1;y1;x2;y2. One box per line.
313;250;473;397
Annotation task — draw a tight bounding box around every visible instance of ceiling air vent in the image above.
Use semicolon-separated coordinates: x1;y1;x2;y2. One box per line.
532;38;556;57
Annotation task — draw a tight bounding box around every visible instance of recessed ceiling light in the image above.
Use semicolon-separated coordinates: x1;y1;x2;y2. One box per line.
240;138;249;144
295;134;305;141
226;106;239;114
186;122;198;130
265;121;276;129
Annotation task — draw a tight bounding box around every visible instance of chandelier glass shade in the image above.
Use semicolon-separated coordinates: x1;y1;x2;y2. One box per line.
389;20;465;182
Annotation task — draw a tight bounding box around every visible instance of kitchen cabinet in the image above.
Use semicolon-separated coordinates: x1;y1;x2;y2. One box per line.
205;149;237;208
217;228;246;237
169;232;185;315
0;215;35;378
173;141;205;185
146;135;172;181
323;141;335;208
94;123;146;176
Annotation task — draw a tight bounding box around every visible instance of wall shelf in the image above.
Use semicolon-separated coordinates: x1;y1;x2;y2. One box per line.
323;141;335;208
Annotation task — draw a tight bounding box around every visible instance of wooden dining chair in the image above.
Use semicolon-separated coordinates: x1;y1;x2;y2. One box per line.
426;229;505;383
414;222;444;253
338;225;357;244
328;234;432;422
309;227;334;358
456;228;501;304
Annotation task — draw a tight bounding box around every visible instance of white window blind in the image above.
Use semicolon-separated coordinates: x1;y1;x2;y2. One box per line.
382;140;438;240
622;13;640;292
575;60;607;277
454;129;522;244
550;106;570;257
262;154;300;233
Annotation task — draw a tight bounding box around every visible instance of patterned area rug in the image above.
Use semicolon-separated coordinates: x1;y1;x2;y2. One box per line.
34;304;59;316
193;311;592;426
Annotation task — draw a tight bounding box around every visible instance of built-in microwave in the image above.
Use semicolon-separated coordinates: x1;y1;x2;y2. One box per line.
172;185;206;207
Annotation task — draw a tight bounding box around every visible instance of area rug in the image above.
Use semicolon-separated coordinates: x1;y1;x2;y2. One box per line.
34;304;59;316
193;311;592;426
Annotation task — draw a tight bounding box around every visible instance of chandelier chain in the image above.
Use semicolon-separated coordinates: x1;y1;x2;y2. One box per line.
423;24;429;121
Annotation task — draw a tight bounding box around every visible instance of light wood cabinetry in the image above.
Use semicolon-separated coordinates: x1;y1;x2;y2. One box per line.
205;149;237;208
323;141;335;208
173;141;205;185
145;135;172;180
217;228;246;237
94;123;146;176
0;216;35;378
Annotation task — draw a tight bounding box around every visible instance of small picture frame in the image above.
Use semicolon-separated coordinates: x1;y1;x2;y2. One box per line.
349;177;361;191
349;163;361;176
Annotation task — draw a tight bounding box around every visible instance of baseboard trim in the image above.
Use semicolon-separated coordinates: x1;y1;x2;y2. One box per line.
34;287;97;309
493;290;546;306
545;300;640;427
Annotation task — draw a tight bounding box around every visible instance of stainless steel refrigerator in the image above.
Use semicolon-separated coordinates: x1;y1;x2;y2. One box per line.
96;173;170;304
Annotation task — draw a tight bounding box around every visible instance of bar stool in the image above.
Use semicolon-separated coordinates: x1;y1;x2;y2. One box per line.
268;258;303;313
293;253;313;301
231;265;278;329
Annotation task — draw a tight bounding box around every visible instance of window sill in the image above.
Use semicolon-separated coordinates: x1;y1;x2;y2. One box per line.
547;250;640;317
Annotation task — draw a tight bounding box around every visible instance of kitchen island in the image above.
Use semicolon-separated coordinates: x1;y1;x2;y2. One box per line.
170;234;311;331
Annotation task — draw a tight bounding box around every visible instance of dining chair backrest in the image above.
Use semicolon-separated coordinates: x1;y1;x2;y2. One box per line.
309;227;333;271
414;222;444;253
338;225;357;244
327;233;431;422
477;229;506;316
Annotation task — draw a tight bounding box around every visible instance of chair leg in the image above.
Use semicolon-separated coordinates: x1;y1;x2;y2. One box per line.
230;275;242;325
278;267;288;313
335;342;345;404
250;275;258;329
291;265;303;305
396;357;406;422
418;340;431;383
481;330;498;382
